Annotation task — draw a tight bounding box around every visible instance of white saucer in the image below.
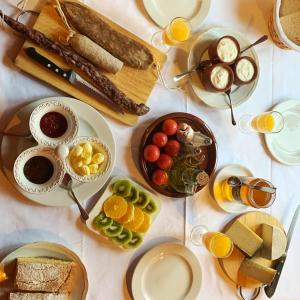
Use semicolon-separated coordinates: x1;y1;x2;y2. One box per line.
0;97;116;207
0;242;88;300
132;243;202;300
143;0;211;31
213;164;253;214
188;27;259;109
265;100;300;165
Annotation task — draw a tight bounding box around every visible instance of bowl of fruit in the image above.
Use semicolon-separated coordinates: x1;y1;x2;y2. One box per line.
140;113;217;197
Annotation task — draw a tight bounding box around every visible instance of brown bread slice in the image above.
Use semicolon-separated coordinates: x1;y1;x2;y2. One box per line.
9;293;69;300
280;11;300;45
280;0;300;17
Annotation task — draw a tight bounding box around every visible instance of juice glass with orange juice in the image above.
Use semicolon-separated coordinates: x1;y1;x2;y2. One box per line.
221;176;276;208
0;263;7;282
238;111;284;134
151;17;191;52
190;226;234;258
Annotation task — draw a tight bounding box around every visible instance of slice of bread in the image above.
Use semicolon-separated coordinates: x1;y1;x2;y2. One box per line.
15;258;76;293
280;0;300;17
280;11;300;45
9;293;69;300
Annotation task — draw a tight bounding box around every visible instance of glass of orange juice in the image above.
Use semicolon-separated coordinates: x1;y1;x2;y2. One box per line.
151;17;191;52
190;225;234;258
238;111;284;134
0;263;7;282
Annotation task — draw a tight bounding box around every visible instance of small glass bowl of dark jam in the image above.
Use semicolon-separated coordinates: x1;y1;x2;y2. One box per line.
30;101;79;147
13;146;64;194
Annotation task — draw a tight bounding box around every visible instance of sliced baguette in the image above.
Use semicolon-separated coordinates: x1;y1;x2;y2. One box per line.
280;0;300;17
9;293;69;300
15;257;76;293
280;11;300;45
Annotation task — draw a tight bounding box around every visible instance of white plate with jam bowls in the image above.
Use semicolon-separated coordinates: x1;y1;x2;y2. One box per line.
13;146;65;194
188;27;259;109
29;101;79;147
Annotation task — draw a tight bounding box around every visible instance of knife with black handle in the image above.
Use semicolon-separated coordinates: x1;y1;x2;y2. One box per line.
264;204;300;298
25;47;124;114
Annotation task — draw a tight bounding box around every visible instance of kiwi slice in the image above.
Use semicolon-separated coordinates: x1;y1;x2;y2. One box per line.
135;191;151;209
143;199;158;214
112;180;132;198
93;212;113;230
124;232;143;249
125;186;139;203
103;221;123;237
112;228;133;245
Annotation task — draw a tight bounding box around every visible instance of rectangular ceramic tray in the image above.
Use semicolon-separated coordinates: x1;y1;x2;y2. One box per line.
86;176;161;250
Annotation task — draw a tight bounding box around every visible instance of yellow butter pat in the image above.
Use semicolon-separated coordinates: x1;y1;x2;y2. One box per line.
89;164;99;174
92;153;105;164
82;142;93;153
78;165;91;176
71;145;83;157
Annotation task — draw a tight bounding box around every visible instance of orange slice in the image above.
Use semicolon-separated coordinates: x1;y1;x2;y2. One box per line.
125;207;144;232
117;203;135;224
137;213;151;233
103;195;128;219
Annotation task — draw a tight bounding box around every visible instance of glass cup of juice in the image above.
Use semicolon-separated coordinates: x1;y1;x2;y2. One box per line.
238;111;284;134
151;17;191;52
190;226;234;258
221;176;276;208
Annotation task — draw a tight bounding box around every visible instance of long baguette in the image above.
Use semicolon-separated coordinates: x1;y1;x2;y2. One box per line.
10;293;69;300
1;11;150;116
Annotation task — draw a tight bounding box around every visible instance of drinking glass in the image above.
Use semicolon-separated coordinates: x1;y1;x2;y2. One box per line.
190;225;234;258
221;176;276;208
151;17;191;52
238;111;284;134
0;263;7;282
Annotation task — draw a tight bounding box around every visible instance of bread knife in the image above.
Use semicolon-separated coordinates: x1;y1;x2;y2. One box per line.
264;204;300;298
25;47;124;114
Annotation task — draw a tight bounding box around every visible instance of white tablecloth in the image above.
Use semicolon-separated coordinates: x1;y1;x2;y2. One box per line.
1;0;300;299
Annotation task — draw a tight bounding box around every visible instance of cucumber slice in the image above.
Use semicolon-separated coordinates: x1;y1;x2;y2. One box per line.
103;221;123;237
125;186;139;203
112;228;133;245
143;199;158;214
93;212;113;230
124;232;143;249
112;180;132;197
135;191;151;209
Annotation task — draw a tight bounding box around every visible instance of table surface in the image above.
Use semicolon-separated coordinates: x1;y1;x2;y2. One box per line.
1;0;300;300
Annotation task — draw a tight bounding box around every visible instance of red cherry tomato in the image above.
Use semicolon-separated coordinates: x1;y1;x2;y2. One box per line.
152;132;168;148
162;119;178;136
156;154;173;170
152;169;168;186
165;140;181;157
144;145;160;162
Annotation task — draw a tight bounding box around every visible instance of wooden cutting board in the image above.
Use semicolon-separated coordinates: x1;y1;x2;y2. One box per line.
15;0;166;126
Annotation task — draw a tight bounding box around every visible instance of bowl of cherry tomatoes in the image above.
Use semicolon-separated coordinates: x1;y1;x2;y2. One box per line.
139;113;217;198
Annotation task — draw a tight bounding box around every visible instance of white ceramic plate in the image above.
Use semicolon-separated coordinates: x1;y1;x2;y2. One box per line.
0;97;116;206
132;243;202;300
0;242;88;300
86;176;161;250
213;164;253;214
265;100;300;165
188;27;259;109
143;0;211;31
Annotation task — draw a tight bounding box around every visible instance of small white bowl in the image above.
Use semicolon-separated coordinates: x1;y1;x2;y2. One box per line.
64;137;111;183
29;101;79;147
13;146;65;194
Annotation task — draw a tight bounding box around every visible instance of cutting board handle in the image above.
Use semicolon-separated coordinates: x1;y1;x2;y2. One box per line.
237;285;261;300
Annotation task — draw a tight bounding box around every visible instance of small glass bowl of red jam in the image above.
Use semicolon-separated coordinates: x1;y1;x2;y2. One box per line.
13;146;65;194
30;101;79;147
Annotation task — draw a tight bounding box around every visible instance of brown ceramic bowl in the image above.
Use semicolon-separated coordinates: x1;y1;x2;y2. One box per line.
208;35;240;65
139;113;217;198
231;56;258;86
200;63;234;93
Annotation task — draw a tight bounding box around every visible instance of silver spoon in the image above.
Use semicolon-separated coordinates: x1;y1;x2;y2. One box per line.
240;35;268;55
227;176;276;194
225;89;236;126
61;174;89;221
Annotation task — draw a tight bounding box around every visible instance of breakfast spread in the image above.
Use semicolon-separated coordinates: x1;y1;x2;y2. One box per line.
233;56;257;85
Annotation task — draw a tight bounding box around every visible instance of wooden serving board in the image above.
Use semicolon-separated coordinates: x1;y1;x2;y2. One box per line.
219;211;285;288
15;0;166;126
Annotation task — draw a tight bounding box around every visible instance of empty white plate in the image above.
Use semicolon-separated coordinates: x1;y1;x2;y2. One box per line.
143;0;211;31
265;100;300;165
132;243;202;300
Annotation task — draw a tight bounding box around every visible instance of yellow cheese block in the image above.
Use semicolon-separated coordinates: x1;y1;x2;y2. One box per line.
261;224;287;260
226;220;263;257
239;258;277;284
